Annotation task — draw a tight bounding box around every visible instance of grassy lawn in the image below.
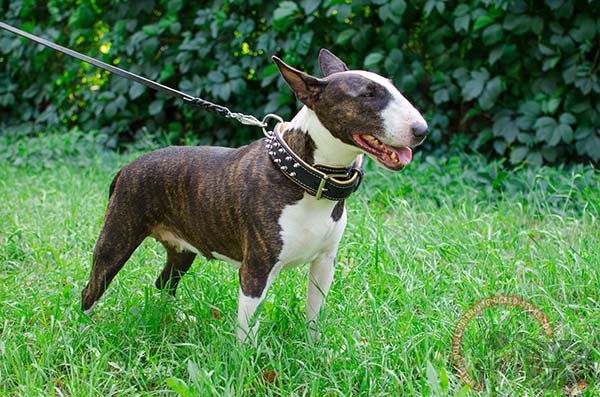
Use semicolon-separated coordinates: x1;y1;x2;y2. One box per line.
0;134;598;396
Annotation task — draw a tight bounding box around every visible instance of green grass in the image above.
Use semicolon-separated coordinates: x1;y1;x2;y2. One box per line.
0;135;598;396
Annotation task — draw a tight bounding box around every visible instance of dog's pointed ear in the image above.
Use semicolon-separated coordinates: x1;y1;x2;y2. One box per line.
272;56;327;108
319;49;348;76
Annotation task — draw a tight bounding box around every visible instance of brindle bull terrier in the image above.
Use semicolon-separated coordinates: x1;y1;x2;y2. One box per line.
81;49;428;342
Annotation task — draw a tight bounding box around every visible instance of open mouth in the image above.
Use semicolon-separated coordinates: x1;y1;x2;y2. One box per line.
352;134;412;171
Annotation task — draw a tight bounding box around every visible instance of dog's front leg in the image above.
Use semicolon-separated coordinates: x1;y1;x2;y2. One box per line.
306;253;336;341
237;258;279;344
237;286;265;344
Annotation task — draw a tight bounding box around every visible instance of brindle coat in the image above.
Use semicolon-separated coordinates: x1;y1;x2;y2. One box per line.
81;49;428;341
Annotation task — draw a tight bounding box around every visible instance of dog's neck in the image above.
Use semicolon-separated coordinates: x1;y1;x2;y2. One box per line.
283;106;361;168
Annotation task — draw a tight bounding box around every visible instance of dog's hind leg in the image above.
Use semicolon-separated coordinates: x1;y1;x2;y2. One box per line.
81;208;148;313
155;246;196;295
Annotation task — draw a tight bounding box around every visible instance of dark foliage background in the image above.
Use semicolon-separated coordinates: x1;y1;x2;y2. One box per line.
1;0;599;165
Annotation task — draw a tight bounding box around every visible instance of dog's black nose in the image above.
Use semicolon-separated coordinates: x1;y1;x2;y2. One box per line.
411;122;429;138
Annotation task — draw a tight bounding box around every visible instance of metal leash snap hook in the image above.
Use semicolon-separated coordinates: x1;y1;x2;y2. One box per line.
228;112;265;128
261;114;284;137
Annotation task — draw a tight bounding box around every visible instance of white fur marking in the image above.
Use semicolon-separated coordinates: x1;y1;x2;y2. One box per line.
83;300;97;315
286;106;361;167
306;253;336;341
277;193;347;268
348;71;428;146
237;287;265;343
151;227;200;254
211;251;242;267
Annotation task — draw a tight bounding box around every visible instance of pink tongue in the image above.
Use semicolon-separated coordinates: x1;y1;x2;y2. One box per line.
396;147;412;166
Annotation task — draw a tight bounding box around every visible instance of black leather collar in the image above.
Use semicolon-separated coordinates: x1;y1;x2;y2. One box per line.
265;123;364;201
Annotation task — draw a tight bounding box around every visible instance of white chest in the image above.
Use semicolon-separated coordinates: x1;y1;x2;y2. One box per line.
276;193;347;268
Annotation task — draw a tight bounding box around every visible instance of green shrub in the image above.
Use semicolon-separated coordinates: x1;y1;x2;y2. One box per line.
0;0;598;165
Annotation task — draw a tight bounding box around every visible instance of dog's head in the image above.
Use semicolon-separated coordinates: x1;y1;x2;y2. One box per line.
273;49;428;170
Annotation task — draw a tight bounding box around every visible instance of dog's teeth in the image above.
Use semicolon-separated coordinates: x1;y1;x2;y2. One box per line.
281;166;287;171
285;156;292;161
293;163;300;168
391;152;398;162
289;172;296;177
365;135;383;148
278;148;285;153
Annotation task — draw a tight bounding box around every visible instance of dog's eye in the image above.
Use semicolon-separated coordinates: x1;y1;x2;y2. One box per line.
360;91;375;98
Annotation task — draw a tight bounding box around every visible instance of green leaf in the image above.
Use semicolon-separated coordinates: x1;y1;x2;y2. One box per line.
534;116;557;142
166;377;190;396
584;134;600;162
462;69;489;101
423;1;437;16
556;123;573;143
493;116;518;142
542;56;561;71
391;0;407;17
364;52;385;68
207;71;225;84
493;139;507;154
105;101;118;118
541;146;559;162
488;45;502;65
178;79;195;93
273;1;301;31
510;146;529;163
227;65;244;79
479;76;504;110
538;43;555;56
336;29;356;45
543;97;562;114
482;24;503;46
149;99;164;116
159;64;176;83
379;5;399;24
454;14;470;33
261;64;279;78
453;4;470;16
519;101;541;117
570;15;596;42
167;0;184;14
473;14;495;31
384;48;403;75
526;152;543;166
141;37;159;57
546;0;564;10
502;15;531;34
296;31;314;56
438;365;449;391
170;22;182;35
129;84;145;100
301;0;321;15
433;88;450;104
426;362;442;395
559;112;576;125
575;76;593;95
142;24;159;36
